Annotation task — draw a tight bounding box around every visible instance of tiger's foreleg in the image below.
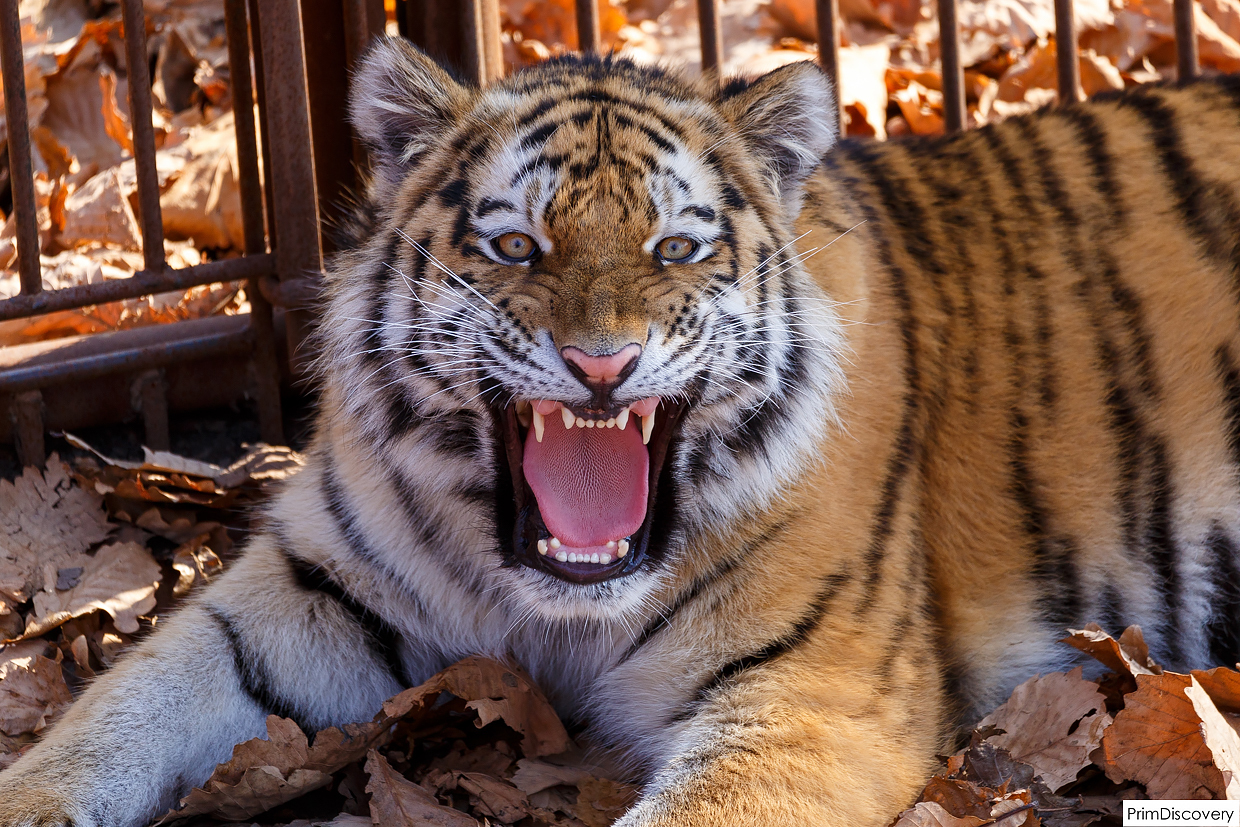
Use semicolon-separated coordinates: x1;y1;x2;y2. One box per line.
0;536;406;827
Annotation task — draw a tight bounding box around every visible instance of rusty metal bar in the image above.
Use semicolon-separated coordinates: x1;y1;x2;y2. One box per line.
481;0;502;82
10;390;43;466
937;0;966;132
0;0;43;296
254;0;322;375
463;0;487;85
576;0;601;52
119;0;166;272
133;369;170;450
1054;0;1081;102
697;0;723;75
1175;0;1199;79
225;0;283;444
247;0;278;251
815;0;843;135
0;323;253;395
0;254;273;322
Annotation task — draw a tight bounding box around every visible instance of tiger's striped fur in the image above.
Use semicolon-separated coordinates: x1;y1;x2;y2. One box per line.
2;37;1240;827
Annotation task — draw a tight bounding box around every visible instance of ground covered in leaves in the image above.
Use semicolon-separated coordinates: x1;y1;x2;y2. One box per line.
3;447;1240;826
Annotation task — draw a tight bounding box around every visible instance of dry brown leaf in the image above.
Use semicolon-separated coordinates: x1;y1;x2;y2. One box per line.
511;758;593;794
0;455;112;616
58;166;142;250
365;750;480;827
163;716;335;822
1063;624;1160;678
159;111;245;250
0;644;71;737
978;667;1112;791
918;777;996;820
20;541;160;639
1194;667;1240;713
171;534;222;596
894;801;989;827
575;777;639;827
1100;672;1223;799
1185;676;1240;800
455;772;532;822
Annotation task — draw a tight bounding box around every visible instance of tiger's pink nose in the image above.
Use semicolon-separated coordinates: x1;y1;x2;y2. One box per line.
560;344;642;388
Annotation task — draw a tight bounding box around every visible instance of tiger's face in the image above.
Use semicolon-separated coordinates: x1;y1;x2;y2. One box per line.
336;41;844;618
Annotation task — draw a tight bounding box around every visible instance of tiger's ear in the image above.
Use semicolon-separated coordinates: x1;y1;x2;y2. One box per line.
716;60;838;214
350;38;474;193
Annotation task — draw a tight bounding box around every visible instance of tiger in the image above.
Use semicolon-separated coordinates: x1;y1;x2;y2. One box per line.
2;34;1240;827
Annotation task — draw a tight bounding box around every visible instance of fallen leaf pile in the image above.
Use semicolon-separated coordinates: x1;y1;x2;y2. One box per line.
0;442;302;772
155;656;636;827
499;0;1240;139
892;624;1240;826
0;0;250;346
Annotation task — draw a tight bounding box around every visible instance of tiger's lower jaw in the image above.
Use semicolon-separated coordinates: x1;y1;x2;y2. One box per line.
495;398;686;585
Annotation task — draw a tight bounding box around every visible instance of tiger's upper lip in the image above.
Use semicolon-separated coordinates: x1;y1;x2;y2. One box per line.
493;397;686;585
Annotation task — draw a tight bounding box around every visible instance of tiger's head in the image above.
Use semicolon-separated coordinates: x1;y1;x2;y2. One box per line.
328;39;845;619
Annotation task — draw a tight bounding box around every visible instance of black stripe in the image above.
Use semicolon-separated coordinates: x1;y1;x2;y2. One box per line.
1206;525;1240;666
1124;90;1240;280
672;572;850;723
617;516;801;665
283;551;411;688
209;608;309;731
1217;345;1240;466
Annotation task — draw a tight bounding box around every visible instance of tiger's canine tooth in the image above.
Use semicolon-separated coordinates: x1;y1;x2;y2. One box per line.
516;401;532;428
532;409;545;442
561;406;575;429
615;407;630;430
641;412;655;444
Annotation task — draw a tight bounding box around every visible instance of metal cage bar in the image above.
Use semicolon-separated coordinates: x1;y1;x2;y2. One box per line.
0;0;42;296
576;0;601;53
120;0;166;272
1055;0;1082;102
1175;0;1199;79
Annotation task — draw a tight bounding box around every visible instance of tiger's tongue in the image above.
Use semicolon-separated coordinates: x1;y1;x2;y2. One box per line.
523;414;648;548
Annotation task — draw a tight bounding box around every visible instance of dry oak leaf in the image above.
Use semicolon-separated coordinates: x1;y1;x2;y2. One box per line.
0;455;112;616
978;667;1113;791
454;772;532;822
1192;666;1240;713
1100;672;1224;799
393;656;571;759
1063;624;1160;678
894;801;988;827
160;716;334;822
1185;676;1240;800
0;643;71;737
19;541;161;639
511;758;594;795
575;777;639;827
918;776;999;820
365;750;480;827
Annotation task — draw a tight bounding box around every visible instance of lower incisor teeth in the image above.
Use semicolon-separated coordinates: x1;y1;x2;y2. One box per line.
555;551;568;562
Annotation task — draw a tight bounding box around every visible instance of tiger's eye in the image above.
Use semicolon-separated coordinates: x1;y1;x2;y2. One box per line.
493;232;537;262
656;236;697;262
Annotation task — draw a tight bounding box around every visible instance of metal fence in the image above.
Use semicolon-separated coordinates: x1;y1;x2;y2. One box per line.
0;0;1203;465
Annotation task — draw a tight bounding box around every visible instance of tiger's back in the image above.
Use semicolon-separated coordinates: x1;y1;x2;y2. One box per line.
800;76;1240;717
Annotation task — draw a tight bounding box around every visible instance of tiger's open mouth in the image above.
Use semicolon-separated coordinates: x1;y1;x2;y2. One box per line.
495;396;685;584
